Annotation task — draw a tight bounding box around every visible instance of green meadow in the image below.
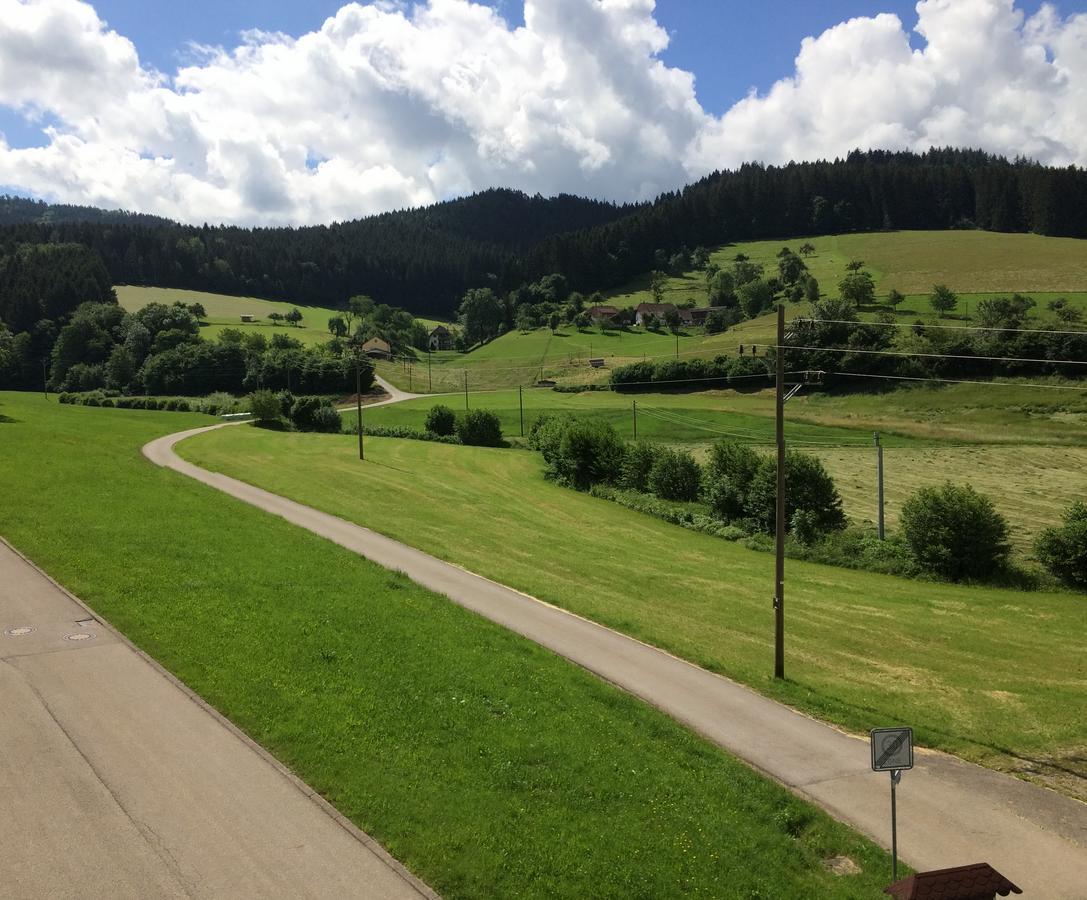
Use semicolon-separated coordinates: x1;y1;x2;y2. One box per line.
180;424;1087;798
0;391;897;897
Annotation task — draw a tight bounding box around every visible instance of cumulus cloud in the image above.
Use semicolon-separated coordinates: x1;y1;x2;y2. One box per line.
0;0;1083;225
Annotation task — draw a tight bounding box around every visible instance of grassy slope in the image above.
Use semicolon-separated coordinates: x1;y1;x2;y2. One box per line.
386;230;1087;393
359;387;930;447
179;427;1087;796
359;382;1087;550
0;392;895;898
116;285;335;346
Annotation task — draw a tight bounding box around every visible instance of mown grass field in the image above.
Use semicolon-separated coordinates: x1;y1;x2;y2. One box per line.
817;444;1087;555
116;286;336;346
0;392;896;898
180;425;1087;798
357;386;931;448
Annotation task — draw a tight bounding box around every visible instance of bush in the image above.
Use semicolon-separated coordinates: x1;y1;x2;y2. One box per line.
175;399;191;412
745;451;846;536
425;404;457;436
100;398;115;408
900;482;1011;582
310;405;344;434
703;442;763;520
248;389;282;423
276;390;295;417
456;409;504;447
647;448;702;501
1035;502;1087;590
533;415;625;489
620;441;658;492
164;398;179;411
144;398;161;410
289;395;334;431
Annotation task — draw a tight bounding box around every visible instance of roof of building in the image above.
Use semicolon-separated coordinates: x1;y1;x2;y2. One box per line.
361;337;391;352
884;863;1022;900
430;324;451;334
586;305;619;316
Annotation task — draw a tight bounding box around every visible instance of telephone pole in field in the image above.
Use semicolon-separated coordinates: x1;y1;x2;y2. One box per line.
355;356;365;461
774;304;786;680
874;432;885;540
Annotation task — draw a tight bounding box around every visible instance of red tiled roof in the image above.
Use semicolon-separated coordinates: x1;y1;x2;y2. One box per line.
884;863;1022;900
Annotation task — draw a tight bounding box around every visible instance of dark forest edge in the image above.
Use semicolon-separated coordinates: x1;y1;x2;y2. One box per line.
2;148;1085;318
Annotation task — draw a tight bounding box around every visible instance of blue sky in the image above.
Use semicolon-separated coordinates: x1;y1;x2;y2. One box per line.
2;0;1084;223
1;0;1068;150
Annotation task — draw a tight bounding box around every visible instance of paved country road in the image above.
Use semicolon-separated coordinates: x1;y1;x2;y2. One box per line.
144;416;1087;899
0;538;436;900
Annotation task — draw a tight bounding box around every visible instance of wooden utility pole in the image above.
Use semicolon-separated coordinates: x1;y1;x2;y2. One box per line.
463;371;469;411
428;350;432;392
875;432;885;540
774;304;786;680
519;385;524;437
632;400;637;439
355;358;364;461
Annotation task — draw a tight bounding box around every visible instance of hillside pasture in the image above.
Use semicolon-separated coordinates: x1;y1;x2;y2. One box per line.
116;285;337;346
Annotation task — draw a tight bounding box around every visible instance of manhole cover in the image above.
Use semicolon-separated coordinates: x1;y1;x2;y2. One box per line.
4;626;35;637
65;632;96;642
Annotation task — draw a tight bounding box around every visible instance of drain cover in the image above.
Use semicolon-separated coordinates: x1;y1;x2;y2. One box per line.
65;632;96;642
4;626;35;637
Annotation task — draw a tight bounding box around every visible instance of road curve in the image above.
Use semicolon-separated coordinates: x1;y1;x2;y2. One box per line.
143;421;1087;897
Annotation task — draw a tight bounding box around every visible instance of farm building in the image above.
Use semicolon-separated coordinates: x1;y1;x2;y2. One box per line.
634;302;676;325
586;305;619;323
361;337;392;360
428;325;454;351
240;314;255;323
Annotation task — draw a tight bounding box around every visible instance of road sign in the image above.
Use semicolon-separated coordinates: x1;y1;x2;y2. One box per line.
870;727;914;772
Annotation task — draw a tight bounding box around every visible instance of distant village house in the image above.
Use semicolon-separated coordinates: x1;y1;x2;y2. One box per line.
428;325;454;351
586;305;619;324
634;302;676;325
361;337;392;360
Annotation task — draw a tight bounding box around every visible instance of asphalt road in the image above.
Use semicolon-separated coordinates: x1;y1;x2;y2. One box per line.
144;417;1087;899
0;538;436;900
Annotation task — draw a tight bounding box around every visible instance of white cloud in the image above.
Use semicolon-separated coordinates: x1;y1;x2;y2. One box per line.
0;0;1083;226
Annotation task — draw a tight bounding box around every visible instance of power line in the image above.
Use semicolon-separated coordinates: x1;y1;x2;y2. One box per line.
826;370;1087;393
794;318;1087;337
780;343;1087;368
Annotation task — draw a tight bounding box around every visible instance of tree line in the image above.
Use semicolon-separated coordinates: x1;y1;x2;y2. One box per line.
1;150;1085;319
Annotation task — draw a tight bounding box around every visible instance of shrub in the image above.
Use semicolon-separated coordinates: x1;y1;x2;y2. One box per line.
205;391;240;414
425;404;457;436
289;395;333;431
703;442;763;520
276;390;295;417
1035;502;1087;590
175;399;191;412
164;398;179;411
310;405;344;434
100;398;115;408
144;398;161;410
620;441;658;492
456;409;504;447
202;403;220;416
57;392;73;404
647;448;702;501
900;482;1011;582
745;451;846;536
534;415;625;489
129;397;146;409
248;389;282;423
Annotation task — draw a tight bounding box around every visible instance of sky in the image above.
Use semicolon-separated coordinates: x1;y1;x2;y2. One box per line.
0;0;1084;225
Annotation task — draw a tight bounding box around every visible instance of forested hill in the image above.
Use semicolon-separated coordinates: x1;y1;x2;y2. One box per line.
0;195;174;228
1;150;1084;317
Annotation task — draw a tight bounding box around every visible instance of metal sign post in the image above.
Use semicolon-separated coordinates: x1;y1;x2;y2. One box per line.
870;727;914;881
